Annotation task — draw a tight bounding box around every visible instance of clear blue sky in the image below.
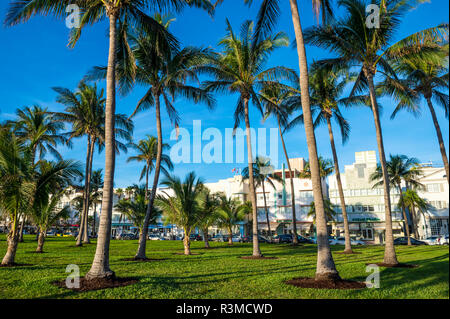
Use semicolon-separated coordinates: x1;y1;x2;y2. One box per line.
0;0;448;187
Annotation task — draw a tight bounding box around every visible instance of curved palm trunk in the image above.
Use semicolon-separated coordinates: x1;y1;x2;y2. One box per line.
77;137;93;246
244;98;262;257
1;208;19;265
36;228;45;253
278;119;298;245
326;117;353;253
136;93;163;260
411;203;420;239
86;13;118;280
366;72;398;265
426;97;449;184
83;138;95;244
289;0;339;280
261;181;271;237
398;185;411;245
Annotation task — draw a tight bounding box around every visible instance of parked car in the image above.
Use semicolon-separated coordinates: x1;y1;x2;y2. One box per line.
441;234;449;245
297;235;315;244
239;235;270;243
329;237;365;246
117;232;138;240
148;233;163;240
212;234;226;242
273;234;293;244
394;237;427;245
423;235;441;245
46;230;57;236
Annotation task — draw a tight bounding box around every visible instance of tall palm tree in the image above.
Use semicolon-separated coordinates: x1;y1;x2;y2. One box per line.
381;33;449;183
6;0;214;280
198;188;221;248
90;169;104;236
127;135;174;200
242;156;283;237
202;19;296;257
308;199;337;224
370;154;423;245
260;85;301;244
303;0;443;267
7;105;69;241
156;172;204;255
295;63;356;253
115;184;161;246
216;195;248;245
52;81;133;246
216;0;339;283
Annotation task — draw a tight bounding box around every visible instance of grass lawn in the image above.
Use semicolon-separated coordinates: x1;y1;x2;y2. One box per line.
0;234;448;299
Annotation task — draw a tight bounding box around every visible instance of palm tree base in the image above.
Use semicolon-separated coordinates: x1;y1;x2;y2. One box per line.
52;276;137;292
85;269;116;281
315;272;342;282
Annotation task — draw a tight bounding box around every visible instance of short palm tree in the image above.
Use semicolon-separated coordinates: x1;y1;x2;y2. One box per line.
242;156;283;237
32;190;71;253
156;172;204;255
201;19;295;257
370;154;424;245
399;189;430;239
216;195;248;245
127;135;173;200
303;0;443;266
6;0;213;280
308;199;337;224
299;157;334;179
197;188;221;248
52;81;133;246
115;184;161;250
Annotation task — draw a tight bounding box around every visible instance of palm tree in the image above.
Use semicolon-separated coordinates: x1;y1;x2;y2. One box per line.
6;0;214;280
198;188;221;248
242;156;283;238
308;199;337;224
127;135;174;200
7;105;69;241
115;184;161;248
381;33;449;183
52;81;133;246
201;19;295;257
295;63;355;253
299;157;334;179
90;169;104;236
303;0;443;266
216;195;248;245
156;172;204;255
370;154;424;246
400;189;430;239
216;0;339;283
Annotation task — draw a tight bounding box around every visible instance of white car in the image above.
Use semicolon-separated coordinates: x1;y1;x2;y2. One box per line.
423;236;441;245
441;235;449;245
231;235;243;243
148;233;162;240
329;237;365;246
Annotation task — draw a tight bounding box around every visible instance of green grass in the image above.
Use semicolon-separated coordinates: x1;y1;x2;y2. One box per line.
0;234;448;299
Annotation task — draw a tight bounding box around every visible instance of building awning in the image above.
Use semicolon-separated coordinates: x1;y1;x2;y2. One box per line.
424;209;449;218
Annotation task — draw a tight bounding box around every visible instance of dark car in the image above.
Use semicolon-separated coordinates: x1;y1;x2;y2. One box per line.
297;235;314;244
240;235;269;243
273;234;293;243
189;234;203;241
394;237;427;245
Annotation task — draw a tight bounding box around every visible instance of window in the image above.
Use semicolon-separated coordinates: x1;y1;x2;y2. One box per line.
354;189;361;196
355;205;363;213
362;228;373;240
299;190;313;198
430;219;444;236
426;183;442;193
346;205;353;213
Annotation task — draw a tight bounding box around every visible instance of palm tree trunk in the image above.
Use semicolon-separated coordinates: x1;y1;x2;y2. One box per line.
18;217;25;242
83;138;95;244
145;166;149;200
1;207;19;265
86;12;118;280
228;226;233;245
411;203;419;239
93;202;97;237
77;137;93;246
289;0;339;280
136;93;163;260
278;118;298;245
244;97;262;257
36;228;45;253
326;117;353;253
398;185;411;245
426;97;449;184
184;228;191;255
366;71;398;265
261;181;271;237
203;228;210;248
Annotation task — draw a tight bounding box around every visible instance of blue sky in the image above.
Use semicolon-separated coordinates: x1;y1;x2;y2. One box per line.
0;1;448;187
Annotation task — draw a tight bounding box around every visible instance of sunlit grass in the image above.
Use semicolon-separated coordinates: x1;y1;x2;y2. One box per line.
0;235;448;299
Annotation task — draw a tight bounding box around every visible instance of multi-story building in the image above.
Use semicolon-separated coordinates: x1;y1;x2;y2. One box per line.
414;164;449;239
328;151;404;244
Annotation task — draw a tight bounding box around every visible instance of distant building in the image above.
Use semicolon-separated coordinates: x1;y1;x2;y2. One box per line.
328;151;404;244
